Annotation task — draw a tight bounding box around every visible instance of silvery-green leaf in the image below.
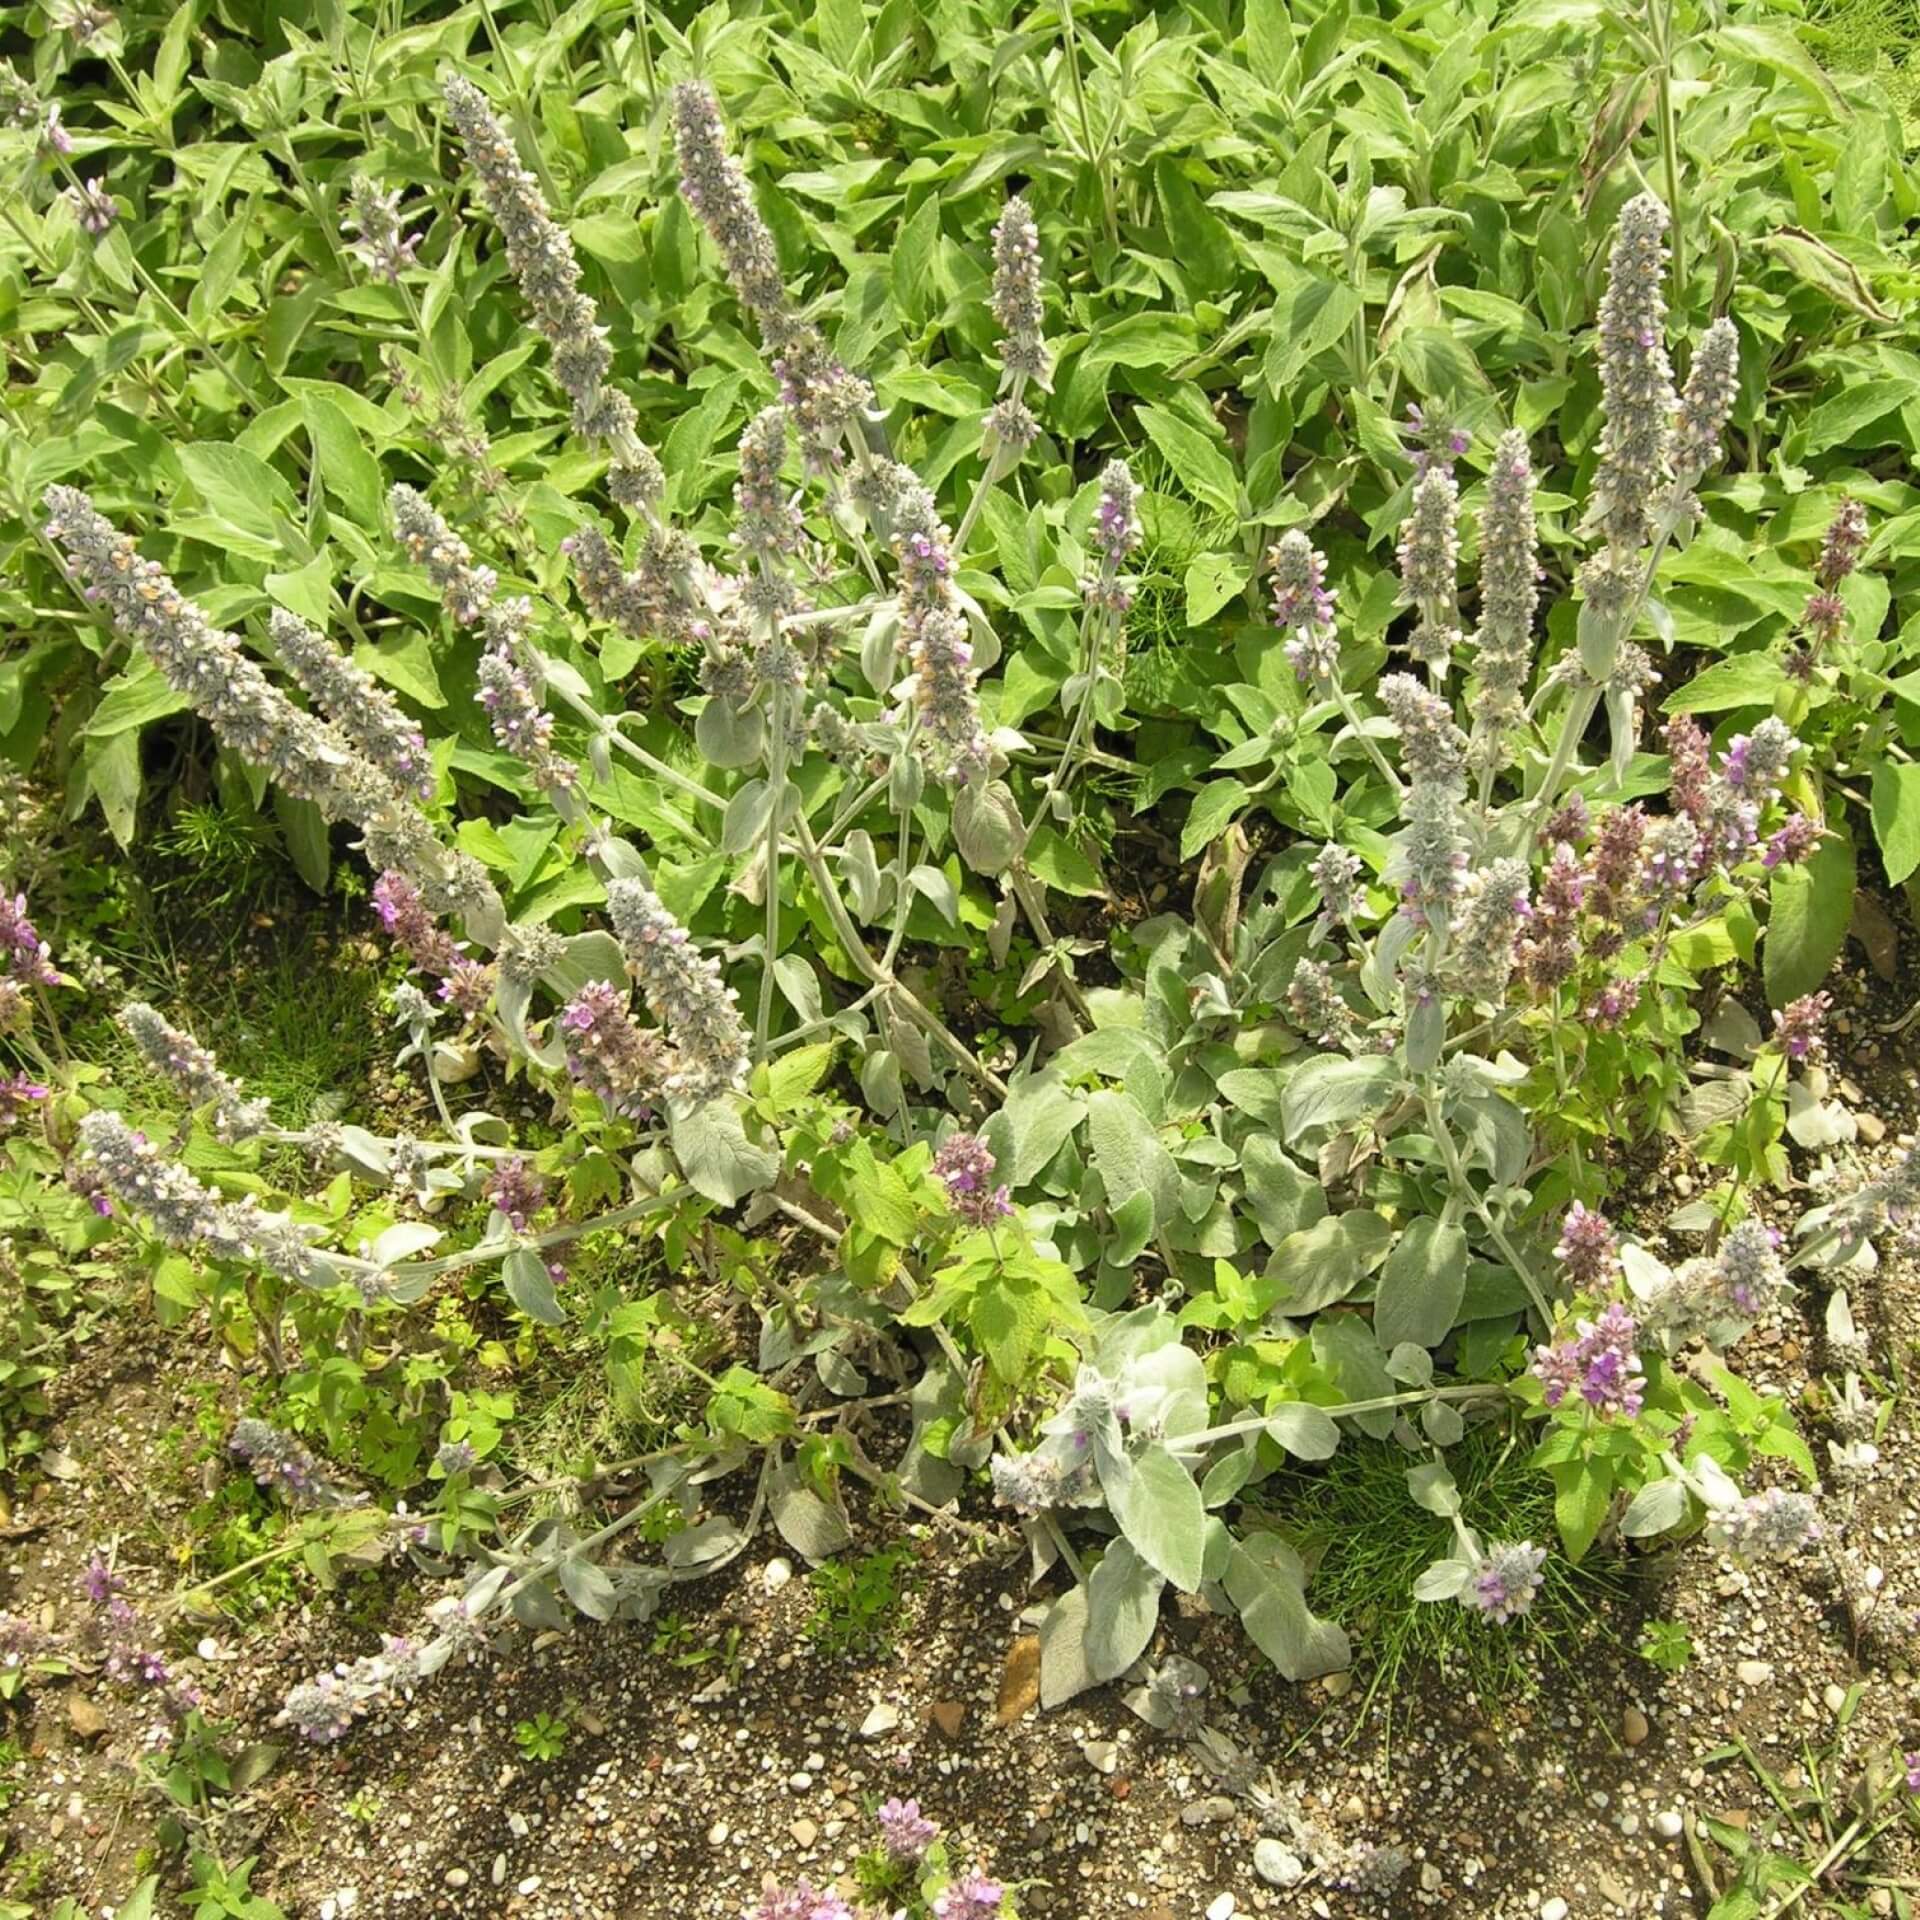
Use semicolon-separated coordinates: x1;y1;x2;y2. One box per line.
510;1577;568;1629
368;1222;442;1266
773;954;823;1023
1223;1535;1350;1680
861;606;902;693
1701;999;1764;1058
1422;1398;1465;1446
1087;1089;1180;1230
722;778;774;856
664;1516;746;1571
859;1047;904;1116
503;1246;566;1325
1674;1075;1751;1141
332;1124;394;1179
1201;1442;1257;1510
542;930;630;999
1386;1342;1433;1386
1039;1583;1098;1708
558;1554;618;1621
1108;1188;1155;1265
494;973;566;1072
1373;1218;1468;1350
1826;1288;1858;1349
986;1069;1085;1187
1264;1402;1341;1460
1110;1442;1206;1593
1279;1055;1399;1142
671;1098;780;1205
695;695;765;768
1241;1136;1327;1247
1621;1475;1692;1538
1405;1460;1459;1516
1619;1241;1674;1303
1085;1541;1165;1682
1403;992;1445;1072
1265;1209;1391;1313
1413;1558;1473;1602
1786;1080;1857;1148
1124;1342;1211;1440
953;779;1022;876
839;831;886;921
768;1460;853;1563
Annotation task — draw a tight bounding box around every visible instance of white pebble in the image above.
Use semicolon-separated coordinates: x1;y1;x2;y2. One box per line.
1541;1899;1569;1920
763;1558;793;1592
1654;1810;1684;1839
1207;1896;1237;1920
1253;1840;1303;1887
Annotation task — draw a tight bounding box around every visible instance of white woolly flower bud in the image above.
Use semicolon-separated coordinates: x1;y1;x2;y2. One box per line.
605;878;751;1108
119;1002;270;1141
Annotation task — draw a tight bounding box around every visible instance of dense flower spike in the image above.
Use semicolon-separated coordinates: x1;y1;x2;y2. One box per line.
280;1633;443;1744
1532;1303;1644;1417
1669;316;1740;489
270;611;433;800
1393;781;1470;931
1721;716;1798;799
1447;859;1530;999
933;1131;1014;1227
877;1795;939;1861
1084;458;1141;615
1466;1541;1547;1623
606;879;751;1107
1554;1202;1620;1288
734;406;806;571
990;195;1049;387
1397;464;1462;678
1706;1488;1820;1563
932;1874;1008;1918
484;1156;547;1233
0;892;59;988
1309;843;1365;927
889;475;991;784
1586;194;1676;552
1469;430;1540;771
78;1112;328;1286
1286;957;1352;1048
751;1884;856;1920
1268;530;1338;685
119;1002;270;1141
1774;991;1831;1064
672;82;871;464
564;523;704;648
230;1418;360;1510
341;176;422;284
560;982;666;1116
442;77;654;483
1715;1218;1787;1318
1379;673;1467;789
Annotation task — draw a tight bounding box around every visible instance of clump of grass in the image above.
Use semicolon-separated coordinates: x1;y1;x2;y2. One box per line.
1276;1426;1632;1731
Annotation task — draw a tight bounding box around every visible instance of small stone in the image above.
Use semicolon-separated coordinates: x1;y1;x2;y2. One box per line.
1736;1659;1774;1686
790;1819;818;1848
787;1771;813;1791
1622;1707;1649;1746
516;1877;540;1897
763;1558;793;1593
444;1870;470;1890
859;1702;901;1739
1421;1865;1443;1893
1321;1669;1353;1698
930;1700;967;1738
1857;1113;1887;1145
1824;1682;1848;1714
708;1822;730;1847
1254;1840;1304;1887
1654;1810;1684;1839
1541;1900;1569;1920
577;1708;607;1736
490;1854;507;1888
67;1693;107;1740
1206;1896;1237;1920
1083;1740;1120;1775
1181;1797;1235;1825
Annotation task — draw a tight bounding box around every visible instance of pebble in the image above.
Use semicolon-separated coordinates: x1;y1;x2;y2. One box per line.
1254;1840;1304;1887
1083;1740;1119;1775
444;1870;469;1890
1420;1865;1443;1893
1206;1896;1237;1920
516;1877;540;1897
790;1819;818;1847
709;1822;730;1846
1654;1810;1684;1839
1824;1682;1848;1714
490;1855;507;1889
764;1558;793;1592
859;1702;901;1738
1858;1113;1888;1144
1541;1900;1569;1920
1736;1659;1774;1686
1621;1707;1649;1746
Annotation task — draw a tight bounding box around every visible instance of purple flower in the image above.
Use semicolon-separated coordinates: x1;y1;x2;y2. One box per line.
560;981;667;1116
485;1155;547;1233
1268;530;1338;684
1466;1541;1547;1624
1773;991;1831;1064
1905;1750;1920;1794
752;1883;857;1920
80;1554;123;1606
0;1073;48;1133
1532;1303;1644;1418
0;892;59;987
876;1795;938;1860
932;1133;1012;1229
1763;814;1819;868
932;1874;1007;1919
1554;1203;1619;1289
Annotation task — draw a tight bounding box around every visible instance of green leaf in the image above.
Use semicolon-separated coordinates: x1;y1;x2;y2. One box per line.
763;1042;836;1114
266;553;333;631
1549;1456;1611;1562
1266;1209;1391;1313
1718;21;1850;117
1764;827;1855;1006
1181;780;1250;859
840;1138;920;1243
1135;405;1239;517
178;441;295;544
1662;654;1786;715
1796;380;1909;458
1086;1089;1180;1229
971;1272;1050;1383
1026;827;1106;896
87;659;189;738
503;1246;567;1325
1280;1054;1400;1141
1372;1218;1468;1350
892;192;942;327
273;792;331;893
302;392;385;528
1110;1442;1206;1592
1872;766;1920;885
1185;551;1251;627
357;628;446;709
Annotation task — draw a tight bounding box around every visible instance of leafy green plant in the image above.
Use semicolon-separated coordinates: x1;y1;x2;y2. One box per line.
513;1712;570;1762
807;1545;920;1659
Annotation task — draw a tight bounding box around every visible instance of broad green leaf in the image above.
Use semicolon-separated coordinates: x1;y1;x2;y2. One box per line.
1663;654;1785;715
503;1246;567;1325
1224;1534;1350;1680
87;659;189;738
1266;1209;1391;1313
1280;1054;1400;1141
1181;780;1250;860
1764;827;1855;1005
1085;1540;1165;1681
671;1099;781;1206
1185;551;1251;626
1136;405;1240;517
1086;1089;1180;1229
178;441;295;544
302;392;385;527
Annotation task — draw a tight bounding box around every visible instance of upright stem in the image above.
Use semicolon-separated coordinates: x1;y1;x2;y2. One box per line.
1057;0;1116;250
1654;0;1686;299
757;682;788;1050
